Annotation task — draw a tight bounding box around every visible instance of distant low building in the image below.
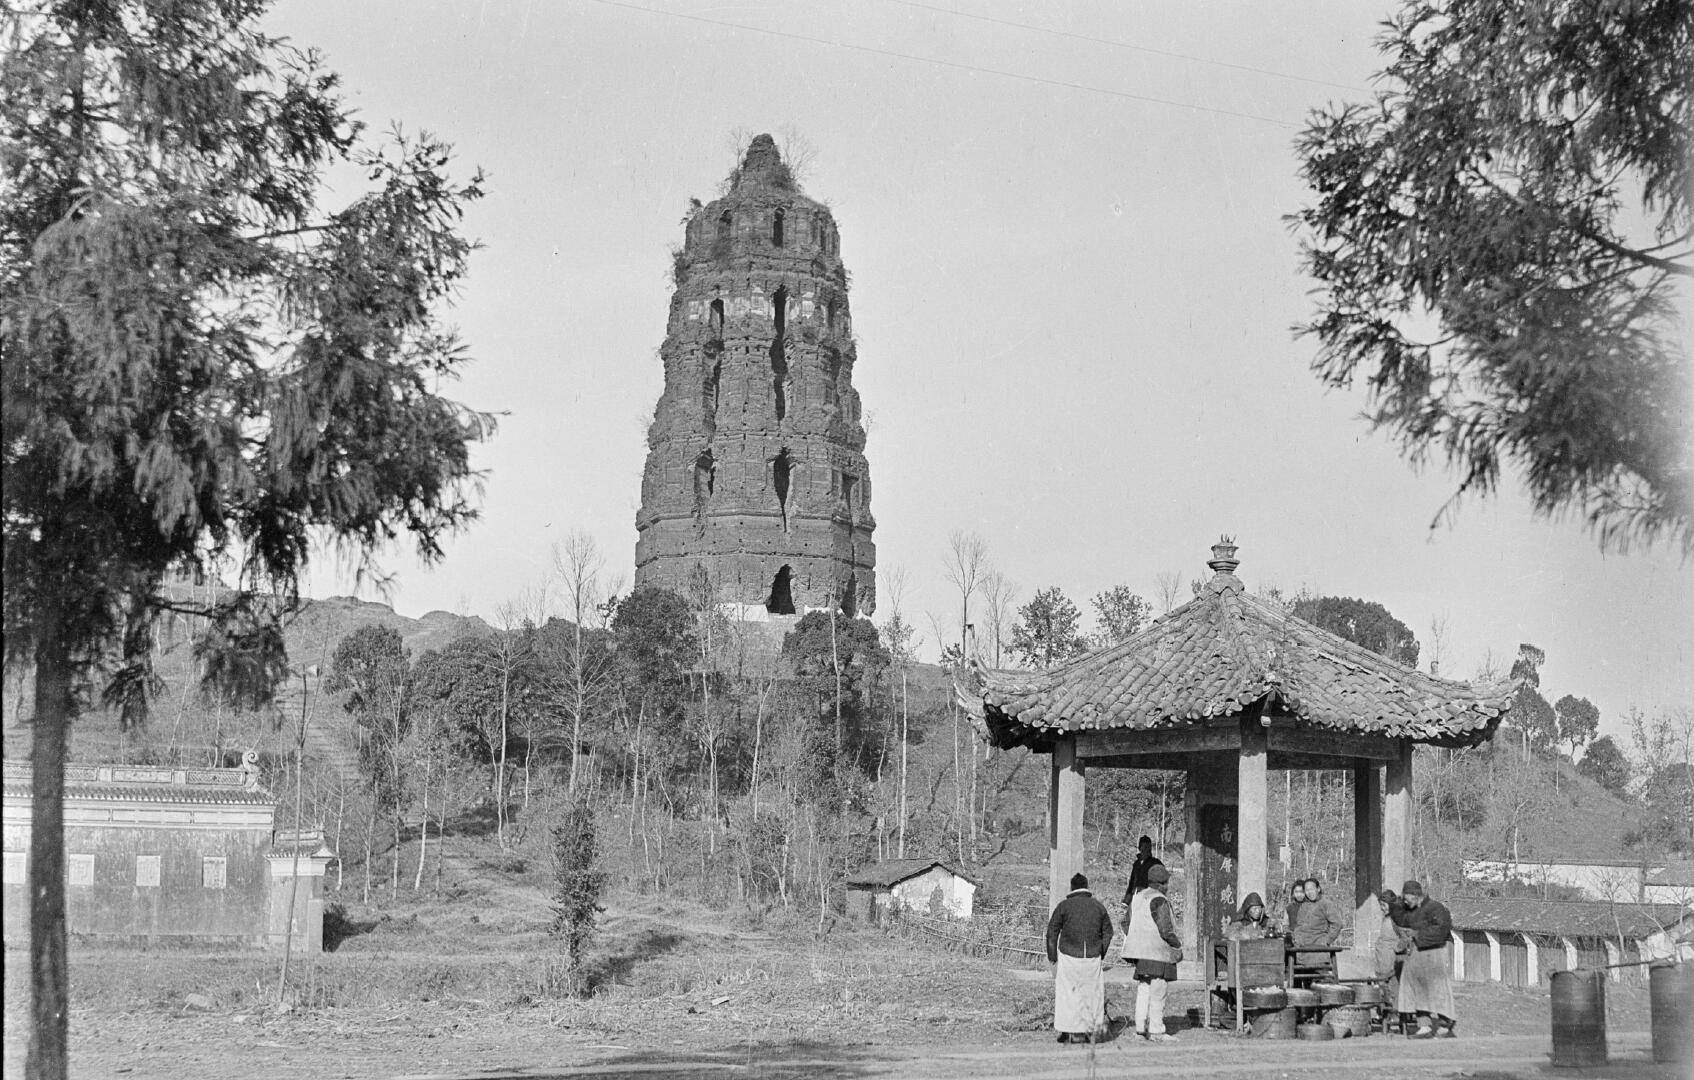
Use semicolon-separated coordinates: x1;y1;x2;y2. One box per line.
1463;854;1667;902
1445;896;1694;987
1643;861;1694;906
845;859;978;920
2;756;332;949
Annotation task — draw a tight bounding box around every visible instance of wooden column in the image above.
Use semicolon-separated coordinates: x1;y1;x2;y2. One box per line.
1354;760;1383;908
1382;740;1414;892
1181;768;1204;964
1047;735;1086;911
1238;714;1269;913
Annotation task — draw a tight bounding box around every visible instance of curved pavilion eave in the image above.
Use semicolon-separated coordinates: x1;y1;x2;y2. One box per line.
948;539;1514;974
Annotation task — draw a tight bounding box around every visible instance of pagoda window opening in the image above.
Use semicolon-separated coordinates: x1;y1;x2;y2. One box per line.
841;473;857;516
692;449;715;534
717;210;732;241
822;349;840;408
709;298;724;337
772;209;785;247
702;359;721;428
770;285;789;421
766;565;796;615
772;447;793;530
826;297;839;333
840;573;858;618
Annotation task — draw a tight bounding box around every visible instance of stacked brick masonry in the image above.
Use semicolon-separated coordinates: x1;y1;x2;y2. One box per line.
635;137;875;615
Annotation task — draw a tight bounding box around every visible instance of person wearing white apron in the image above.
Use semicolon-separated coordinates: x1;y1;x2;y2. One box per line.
1121;863;1183;1041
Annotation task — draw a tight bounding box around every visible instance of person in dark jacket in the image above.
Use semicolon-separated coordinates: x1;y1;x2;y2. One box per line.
1225;891;1278;940
1122;835;1164;905
1121;863;1183;1041
1284;879;1308;936
1290;877;1346;967
1045;872;1115;1044
1392;879;1456;1038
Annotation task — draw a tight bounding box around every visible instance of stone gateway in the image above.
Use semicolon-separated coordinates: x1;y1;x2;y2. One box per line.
634;134;875;616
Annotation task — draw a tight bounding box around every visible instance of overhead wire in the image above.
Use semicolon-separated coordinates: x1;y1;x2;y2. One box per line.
579;0;1304;129
884;0;1369;95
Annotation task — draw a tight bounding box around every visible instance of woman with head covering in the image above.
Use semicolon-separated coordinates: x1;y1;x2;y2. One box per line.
1225;892;1277;941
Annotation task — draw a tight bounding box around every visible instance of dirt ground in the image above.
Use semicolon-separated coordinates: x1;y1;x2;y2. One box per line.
4;896;1685;1079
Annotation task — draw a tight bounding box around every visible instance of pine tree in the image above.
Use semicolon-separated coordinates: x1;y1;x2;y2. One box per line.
1;5;490;1074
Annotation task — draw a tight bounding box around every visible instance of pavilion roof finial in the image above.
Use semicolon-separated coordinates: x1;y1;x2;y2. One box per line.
1207;535;1240;574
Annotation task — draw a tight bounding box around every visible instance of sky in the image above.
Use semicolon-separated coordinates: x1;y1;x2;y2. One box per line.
269;0;1691;744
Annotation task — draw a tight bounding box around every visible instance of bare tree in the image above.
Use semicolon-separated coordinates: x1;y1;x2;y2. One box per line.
775;123;820;185
551;531;605;795
943;530;989;656
880;568;919;858
1153;570;1186;615
980;570;1018;669
487;594;542;850
1427;614;1451;677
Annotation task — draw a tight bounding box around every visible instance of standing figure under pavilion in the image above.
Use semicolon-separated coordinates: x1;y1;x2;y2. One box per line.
954;539;1513;984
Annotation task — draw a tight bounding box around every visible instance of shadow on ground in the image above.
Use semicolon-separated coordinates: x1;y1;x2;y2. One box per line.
583;925;687;992
456;1039;889;1079
321;903;382;951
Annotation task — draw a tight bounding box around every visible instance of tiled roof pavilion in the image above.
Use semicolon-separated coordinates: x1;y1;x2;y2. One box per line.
952;538;1513;975
957;539;1513;754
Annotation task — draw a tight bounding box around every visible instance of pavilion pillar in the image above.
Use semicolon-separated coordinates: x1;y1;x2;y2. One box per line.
1181;768;1203;965
1237;713;1268;911
1354;760;1383;908
1048;735;1086;911
1383;740;1414;892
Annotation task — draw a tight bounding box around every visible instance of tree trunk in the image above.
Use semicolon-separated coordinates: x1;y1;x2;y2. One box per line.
570;616;585;796
27;615;73;1080
434;777;450;894
334;781;346;890
497;665;510;849
362;801;375;903
969;731;979;846
951;700;964;864
415;757;431;891
898;668;908;859
751;686;765;820
522;741;533;809
278;671;309;1003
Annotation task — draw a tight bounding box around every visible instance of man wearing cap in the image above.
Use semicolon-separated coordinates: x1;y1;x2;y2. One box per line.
1393;879;1457;1038
1121;862;1183;1042
1045;872;1115;1044
1122;835;1164;905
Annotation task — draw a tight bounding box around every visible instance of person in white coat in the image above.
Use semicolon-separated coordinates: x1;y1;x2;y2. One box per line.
1121;863;1183;1041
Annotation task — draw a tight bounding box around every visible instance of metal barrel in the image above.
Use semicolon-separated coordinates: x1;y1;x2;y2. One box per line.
1650;961;1694;1064
1550;968;1607;1068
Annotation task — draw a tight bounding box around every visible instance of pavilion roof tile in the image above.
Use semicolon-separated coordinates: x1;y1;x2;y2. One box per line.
955;542;1514;752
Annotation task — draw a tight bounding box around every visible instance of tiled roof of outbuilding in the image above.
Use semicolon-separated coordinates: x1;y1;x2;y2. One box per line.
3;759;274;805
1447;897;1692;939
844;859;978;889
954;540;1513;752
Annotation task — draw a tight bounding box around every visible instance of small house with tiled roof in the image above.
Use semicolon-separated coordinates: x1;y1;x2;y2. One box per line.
1445;897;1694;986
955;538;1514;977
2;755;332;949
844;858;979;920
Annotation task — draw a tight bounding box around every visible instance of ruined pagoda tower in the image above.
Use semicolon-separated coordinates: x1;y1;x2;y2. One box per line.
634;134;876;616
